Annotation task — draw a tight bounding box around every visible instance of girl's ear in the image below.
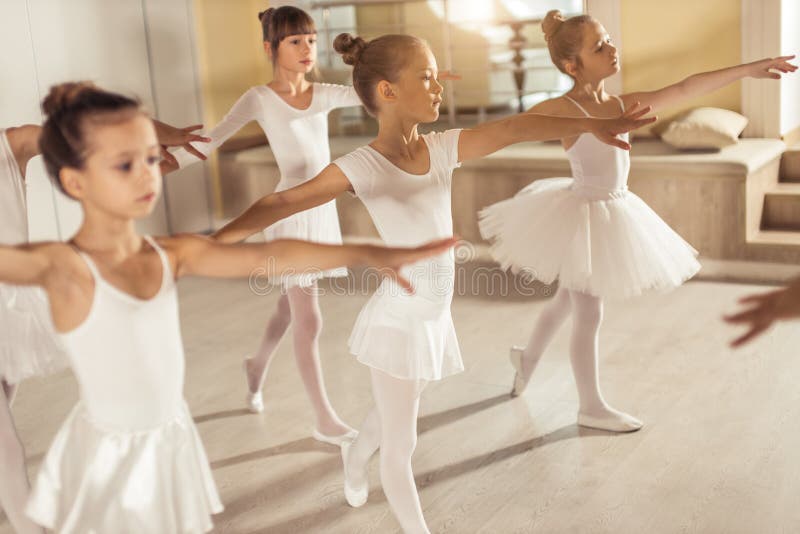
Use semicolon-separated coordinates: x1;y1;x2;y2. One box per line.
564;59;578;78
264;42;273;60
376;80;397;104
60;167;86;200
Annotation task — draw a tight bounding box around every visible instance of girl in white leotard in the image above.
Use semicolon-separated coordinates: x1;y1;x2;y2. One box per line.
171;6;364;444
212;31;654;533
0;118;209;534
2;81;454;534
480;10;796;433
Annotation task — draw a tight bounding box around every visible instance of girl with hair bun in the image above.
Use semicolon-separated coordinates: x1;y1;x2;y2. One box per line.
0;81;454;533
0;98;209;533
213;30;654;532
480;10;796;433
168;4;366;444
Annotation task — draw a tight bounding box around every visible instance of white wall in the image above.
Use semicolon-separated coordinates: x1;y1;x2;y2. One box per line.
781;0;800;137
742;0;799;138
142;0;213;234
0;1;59;241
0;0;211;242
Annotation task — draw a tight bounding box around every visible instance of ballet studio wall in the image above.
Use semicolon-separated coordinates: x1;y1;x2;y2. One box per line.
0;0;213;241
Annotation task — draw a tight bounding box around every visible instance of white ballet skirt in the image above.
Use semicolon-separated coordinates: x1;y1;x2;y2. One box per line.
334;130;464;381
479;96;700;299
0;127;68;383
347;254;463;380
27;401;219;534
26;236;222;533
173;83;362;288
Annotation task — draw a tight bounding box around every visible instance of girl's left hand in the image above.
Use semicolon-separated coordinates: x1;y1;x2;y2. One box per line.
724;277;800;347
153;121;211;161
590;102;657;150
747;55;797;80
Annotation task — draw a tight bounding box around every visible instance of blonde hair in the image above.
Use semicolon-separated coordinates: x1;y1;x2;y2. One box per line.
333;33;427;116
542;10;595;77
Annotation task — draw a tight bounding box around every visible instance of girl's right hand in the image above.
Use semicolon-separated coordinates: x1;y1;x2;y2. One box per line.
364;237;459;293
724;276;800;347
589;102;657;150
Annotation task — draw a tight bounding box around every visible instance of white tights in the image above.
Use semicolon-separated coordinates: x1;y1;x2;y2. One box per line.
520;288;640;429
0;379;44;533
245;285;351;436
345;369;430;534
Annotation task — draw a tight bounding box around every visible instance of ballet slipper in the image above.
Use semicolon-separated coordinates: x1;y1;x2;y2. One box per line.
577;411;643;433
242;359;264;413
341;440;368;507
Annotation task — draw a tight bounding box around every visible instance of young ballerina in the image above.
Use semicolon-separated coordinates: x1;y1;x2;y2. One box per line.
168;5;370;444
0;119;209;534
212;31;655;532
479;10;797;433
1;81;454;533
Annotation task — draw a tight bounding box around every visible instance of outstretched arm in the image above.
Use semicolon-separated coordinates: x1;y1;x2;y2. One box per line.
457;103;656;162
5;124;42;178
4;120;211;177
0;243;54;287
163;89;260;172
170;234;458;293
212;163;352;244
622;56;797;113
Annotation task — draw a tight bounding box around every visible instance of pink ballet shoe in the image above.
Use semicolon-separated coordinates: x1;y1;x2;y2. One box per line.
509;346;528;397
313;427;358;447
242;359;264;413
341;440;368;507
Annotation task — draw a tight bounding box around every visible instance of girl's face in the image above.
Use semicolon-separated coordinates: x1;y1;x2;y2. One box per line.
574;21;619;82
271;33;317;74
391;45;444;123
63;114;162;220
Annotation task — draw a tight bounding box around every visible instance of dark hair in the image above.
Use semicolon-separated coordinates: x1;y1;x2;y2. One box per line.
258;6;316;63
333;33;427;116
39;82;141;198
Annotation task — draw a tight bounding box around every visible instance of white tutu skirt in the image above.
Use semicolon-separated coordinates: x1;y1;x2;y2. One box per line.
0;284;68;384
26;401;223;534
479;178;701;299
348;275;463;381
263;197;348;289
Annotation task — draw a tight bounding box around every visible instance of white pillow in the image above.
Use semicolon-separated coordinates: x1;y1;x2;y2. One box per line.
661;107;749;149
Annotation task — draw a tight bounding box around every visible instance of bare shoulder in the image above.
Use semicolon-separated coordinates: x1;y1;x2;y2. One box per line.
526;96;577;116
151;233;215;275
150;233;212;257
25;241;93;290
27;240;81;266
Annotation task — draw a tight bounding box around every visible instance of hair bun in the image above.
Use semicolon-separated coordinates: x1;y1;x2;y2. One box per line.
333;33;367;66
41;81;96;117
542;10;566;42
258;7;273;23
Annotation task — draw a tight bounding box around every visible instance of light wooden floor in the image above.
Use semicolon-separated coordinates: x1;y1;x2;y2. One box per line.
3;277;800;533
